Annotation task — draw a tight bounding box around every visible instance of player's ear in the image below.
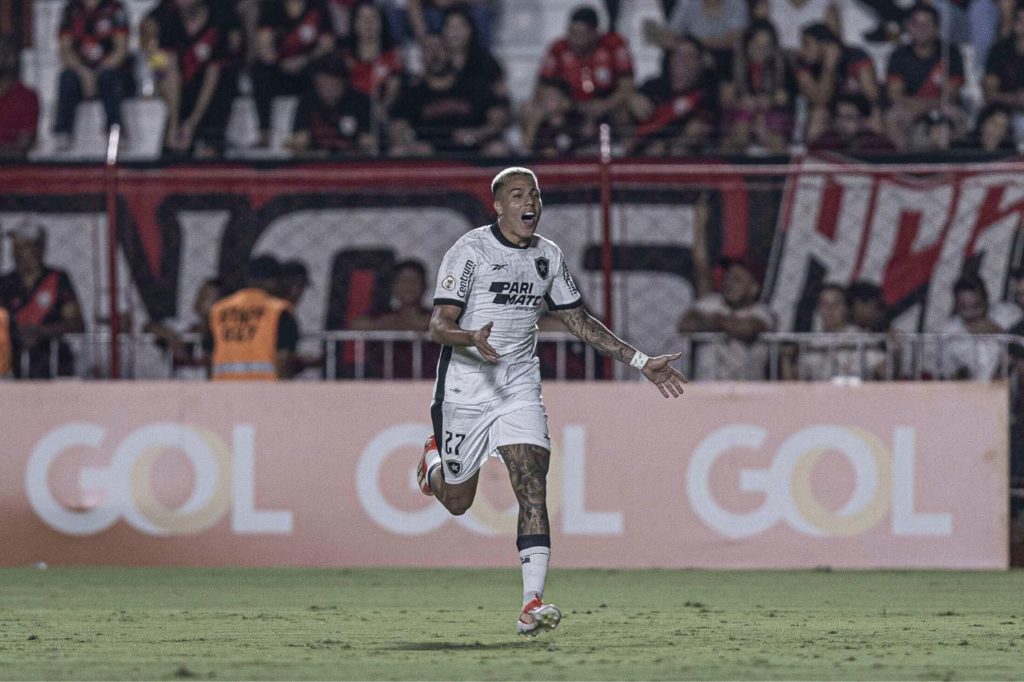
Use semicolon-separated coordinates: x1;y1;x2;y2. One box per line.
493;198;502;217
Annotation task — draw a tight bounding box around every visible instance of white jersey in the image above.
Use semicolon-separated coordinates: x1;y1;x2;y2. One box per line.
432;223;582;405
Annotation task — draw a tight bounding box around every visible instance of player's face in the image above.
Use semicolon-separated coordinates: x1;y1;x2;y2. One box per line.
494;176;542;246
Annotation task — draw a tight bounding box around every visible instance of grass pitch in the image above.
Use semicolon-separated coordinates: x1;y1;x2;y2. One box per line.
1;567;1023;680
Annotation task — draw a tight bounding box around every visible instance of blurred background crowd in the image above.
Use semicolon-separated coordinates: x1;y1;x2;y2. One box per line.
3;0;1024;161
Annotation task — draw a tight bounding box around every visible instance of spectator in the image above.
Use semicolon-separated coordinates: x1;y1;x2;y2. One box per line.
404;0;498;47
0;303;9;378
751;0;841;53
795;23;881;141
441;4;508;102
286;53;375;156
0;34;39;160
809;93;895;154
676;196;775;380
252;0;336;148
885;3;965;150
722;19;796;154
929;273;1005;380
526;5;635;148
966;102;1015;152
341;0;402;125
144;276;224;378
350;259;431;331
983;2;1024;133
54;0;133;151
279;259;310;306
781;283;869;381
628;37;719;155
648;0;747;82
206;255;298;380
388;35;508;156
145;0;237;157
348;258;437;378
520;80;588;157
912;107;958;151
0;225;85;378
860;0;906;43
847;280;889;333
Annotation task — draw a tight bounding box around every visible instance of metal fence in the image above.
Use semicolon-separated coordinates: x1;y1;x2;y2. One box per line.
12;330;1024;384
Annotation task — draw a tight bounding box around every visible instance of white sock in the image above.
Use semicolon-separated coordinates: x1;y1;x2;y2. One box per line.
519;545;550;606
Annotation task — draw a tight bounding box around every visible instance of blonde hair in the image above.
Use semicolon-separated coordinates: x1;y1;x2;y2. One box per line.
491;167;538;198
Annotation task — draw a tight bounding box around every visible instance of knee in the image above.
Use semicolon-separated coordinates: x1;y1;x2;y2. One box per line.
445;499;473;516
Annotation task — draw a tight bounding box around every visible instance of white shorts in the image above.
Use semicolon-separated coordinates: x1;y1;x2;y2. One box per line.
431;389;551;485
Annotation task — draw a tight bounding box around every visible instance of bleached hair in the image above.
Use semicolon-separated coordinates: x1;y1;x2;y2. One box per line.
491;167;538;198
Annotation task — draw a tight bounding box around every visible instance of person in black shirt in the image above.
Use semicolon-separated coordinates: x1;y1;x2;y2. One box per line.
628;36;718;155
388;35;507;156
145;0;238;157
0;225;85;378
54;0;134;149
286;53;375;156
252;0;336;148
884;3;965;150
983;3;1024;120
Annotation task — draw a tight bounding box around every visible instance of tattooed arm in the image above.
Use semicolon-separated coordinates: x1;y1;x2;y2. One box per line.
555;305;688;397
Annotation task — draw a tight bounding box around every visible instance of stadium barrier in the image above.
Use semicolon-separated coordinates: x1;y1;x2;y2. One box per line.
19;330;1024;383
3;157;1024;380
0;381;1007;569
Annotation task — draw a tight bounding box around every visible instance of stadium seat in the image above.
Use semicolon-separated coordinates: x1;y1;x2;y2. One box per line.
30;98;167;161
225;95;299;159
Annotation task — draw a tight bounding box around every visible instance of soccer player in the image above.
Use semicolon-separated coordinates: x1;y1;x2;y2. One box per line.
417;167;687;636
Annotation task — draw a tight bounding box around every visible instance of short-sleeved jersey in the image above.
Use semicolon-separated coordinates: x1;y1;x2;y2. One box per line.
432;224;582;405
538;32;634;103
258;0;332;60
886;42;964;98
984;38;1024;93
59;0;129;68
294;88;372;153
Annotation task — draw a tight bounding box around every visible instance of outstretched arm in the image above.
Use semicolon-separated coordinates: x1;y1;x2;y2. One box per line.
555;305;688;397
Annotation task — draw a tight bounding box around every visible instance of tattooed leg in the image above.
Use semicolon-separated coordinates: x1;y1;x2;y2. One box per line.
430;469;480;516
499;443;551;536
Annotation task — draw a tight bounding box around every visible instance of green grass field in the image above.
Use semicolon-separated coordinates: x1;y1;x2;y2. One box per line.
2;567;1023;680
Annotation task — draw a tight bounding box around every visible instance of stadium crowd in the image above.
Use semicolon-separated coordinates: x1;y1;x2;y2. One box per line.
4;0;1024;159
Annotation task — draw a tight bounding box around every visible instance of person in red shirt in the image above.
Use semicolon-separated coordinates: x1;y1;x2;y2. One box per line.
523;5;635;149
0;34;38;159
54;0;133;150
252;0;336;148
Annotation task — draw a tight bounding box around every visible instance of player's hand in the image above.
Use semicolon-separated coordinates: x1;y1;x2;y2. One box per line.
641;352;688;398
472;321;499;363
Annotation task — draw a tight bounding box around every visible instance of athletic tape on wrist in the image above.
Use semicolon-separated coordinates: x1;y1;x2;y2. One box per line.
629;351;649;370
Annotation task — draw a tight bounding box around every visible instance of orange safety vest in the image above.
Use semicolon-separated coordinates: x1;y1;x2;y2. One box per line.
0;308;10;376
209;288;292;381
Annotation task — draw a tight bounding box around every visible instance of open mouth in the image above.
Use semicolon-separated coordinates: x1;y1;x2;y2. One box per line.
521;211;537;226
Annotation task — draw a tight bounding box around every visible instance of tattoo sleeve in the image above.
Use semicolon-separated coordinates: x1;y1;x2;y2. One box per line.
556;306;635;364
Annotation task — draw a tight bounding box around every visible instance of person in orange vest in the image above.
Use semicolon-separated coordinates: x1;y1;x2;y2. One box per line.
206;255;298;380
0;305;11;377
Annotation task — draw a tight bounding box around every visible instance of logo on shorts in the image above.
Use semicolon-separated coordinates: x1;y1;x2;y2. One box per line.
535;257;549;279
441;274;455;290
446;460;462;476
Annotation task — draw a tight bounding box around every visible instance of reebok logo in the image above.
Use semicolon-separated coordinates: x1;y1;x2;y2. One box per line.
491;263;509;271
489;281;543;306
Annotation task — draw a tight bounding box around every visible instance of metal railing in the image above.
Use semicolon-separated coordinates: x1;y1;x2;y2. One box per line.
8;330;1024;383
